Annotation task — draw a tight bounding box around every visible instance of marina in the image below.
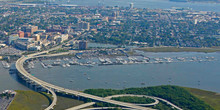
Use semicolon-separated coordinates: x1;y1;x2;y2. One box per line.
28;52;220;93
29;55;217;69
0;51;219;93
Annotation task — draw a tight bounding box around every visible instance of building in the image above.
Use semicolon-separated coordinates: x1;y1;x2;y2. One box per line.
21;25;38;34
31;34;40;41
56;34;69;43
78;22;90;31
24;32;31;38
34;30;46;34
18;31;24;38
78;40;87;50
14;38;35;50
40;33;48;40
28;46;41;51
48;34;60;41
7;34;19;45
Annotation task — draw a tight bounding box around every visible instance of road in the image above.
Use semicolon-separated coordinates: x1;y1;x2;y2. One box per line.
16;49;182;110
105;94;182;110
16;51;155;110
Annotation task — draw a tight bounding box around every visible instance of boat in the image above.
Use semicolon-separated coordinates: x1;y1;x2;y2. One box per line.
69;61;79;65
66;64;71;67
47;64;53;68
56;59;61;62
41;62;47;68
62;64;66;68
87;77;91;80
144;57;150;61
86;64;94;67
99;57;106;63
52;61;61;66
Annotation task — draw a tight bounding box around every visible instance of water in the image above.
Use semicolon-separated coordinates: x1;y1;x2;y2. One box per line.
31;52;220;93
57;0;220;12
0;65;28;92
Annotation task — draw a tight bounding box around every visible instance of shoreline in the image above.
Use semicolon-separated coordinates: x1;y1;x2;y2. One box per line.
7;86;220;110
136;47;220;53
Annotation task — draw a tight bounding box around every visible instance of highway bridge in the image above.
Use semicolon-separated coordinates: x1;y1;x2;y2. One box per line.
15;50;182;110
16;51;155;110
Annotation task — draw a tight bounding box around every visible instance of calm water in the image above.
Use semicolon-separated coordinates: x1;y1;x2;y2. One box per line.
1;1;220;92
31;52;220;93
57;0;220;12
0;66;28;92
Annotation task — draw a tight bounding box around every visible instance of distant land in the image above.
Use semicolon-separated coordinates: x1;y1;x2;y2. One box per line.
170;0;220;3
0;0;44;3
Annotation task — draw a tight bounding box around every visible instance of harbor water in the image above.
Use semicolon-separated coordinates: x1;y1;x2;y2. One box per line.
57;0;220;12
29;52;220;93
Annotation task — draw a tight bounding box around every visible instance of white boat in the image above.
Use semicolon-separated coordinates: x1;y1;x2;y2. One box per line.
52;61;61;66
47;64;53;68
66;64;70;67
41;62;47;68
62;64;66;68
99;57;106;63
86;64;94;67
56;59;61;62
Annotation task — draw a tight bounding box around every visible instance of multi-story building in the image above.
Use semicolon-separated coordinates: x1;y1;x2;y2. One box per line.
21;25;38;34
7;34;19;45
56;34;69;43
31;34;40;41
14;38;35;50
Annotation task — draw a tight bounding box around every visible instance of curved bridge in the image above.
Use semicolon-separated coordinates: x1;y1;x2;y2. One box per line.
15;51;155;110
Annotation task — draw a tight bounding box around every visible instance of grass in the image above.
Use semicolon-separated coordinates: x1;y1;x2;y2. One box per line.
8;90;51;110
8;87;220;110
185;88;220;110
137;47;220;53
54;95;85;110
8;90;85;110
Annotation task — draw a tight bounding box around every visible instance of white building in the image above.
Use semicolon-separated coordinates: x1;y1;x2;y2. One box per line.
56;34;69;43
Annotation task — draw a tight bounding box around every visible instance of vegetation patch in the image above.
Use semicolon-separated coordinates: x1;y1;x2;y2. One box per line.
54;94;85;110
8;90;51;110
185;87;220;110
8;90;85;110
84;85;213;110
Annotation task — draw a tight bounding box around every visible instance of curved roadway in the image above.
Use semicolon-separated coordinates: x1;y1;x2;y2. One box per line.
16;51;155;110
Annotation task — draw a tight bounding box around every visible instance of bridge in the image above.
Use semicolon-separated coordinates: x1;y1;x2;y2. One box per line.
16;51;156;110
15;50;182;110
